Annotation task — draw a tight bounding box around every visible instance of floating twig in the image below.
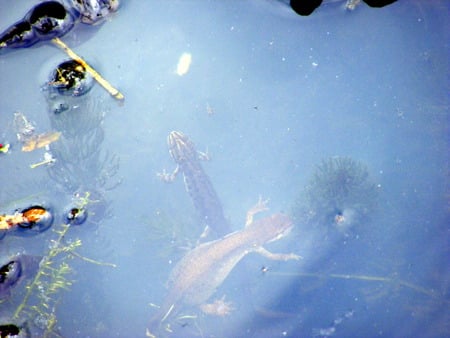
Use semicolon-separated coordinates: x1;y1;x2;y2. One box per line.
70;251;117;268
51;37;124;101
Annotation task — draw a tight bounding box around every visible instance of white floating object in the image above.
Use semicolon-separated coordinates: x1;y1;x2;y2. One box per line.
176;52;192;76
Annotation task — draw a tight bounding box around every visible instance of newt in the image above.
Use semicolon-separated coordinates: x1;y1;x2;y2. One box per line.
158;131;232;238
148;199;300;335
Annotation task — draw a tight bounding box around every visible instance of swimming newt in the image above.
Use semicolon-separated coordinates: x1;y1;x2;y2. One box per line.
148;199;300;334
159;131;232;238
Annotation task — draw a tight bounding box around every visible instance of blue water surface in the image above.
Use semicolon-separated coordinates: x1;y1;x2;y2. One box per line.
0;0;448;337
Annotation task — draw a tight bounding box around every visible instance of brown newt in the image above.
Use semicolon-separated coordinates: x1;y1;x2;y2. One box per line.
158;131;232;238
148;199;300;334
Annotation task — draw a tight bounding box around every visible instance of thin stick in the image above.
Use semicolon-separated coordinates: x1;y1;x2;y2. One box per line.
51;37;124;101
70;251;117;268
270;271;440;299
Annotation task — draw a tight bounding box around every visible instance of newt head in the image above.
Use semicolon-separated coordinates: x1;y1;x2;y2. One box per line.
168;131;198;163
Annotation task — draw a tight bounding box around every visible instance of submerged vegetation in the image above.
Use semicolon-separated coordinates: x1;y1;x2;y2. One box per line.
9;192;115;337
1;91;120;336
144;208;200;261
12;222;79;337
292;156;378;232
46;96;121;193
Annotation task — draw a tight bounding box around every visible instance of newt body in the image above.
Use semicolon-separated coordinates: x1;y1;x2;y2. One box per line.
164;131;231;238
149;208;299;332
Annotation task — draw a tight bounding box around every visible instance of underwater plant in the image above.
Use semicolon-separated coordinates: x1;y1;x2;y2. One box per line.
292;156;378;232
45;95;120;193
11;221;79;337
8;192;115;337
144;208;200;261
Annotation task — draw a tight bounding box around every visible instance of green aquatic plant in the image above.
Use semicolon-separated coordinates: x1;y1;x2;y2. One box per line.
144;208;200;260
12;222;79;337
47;133;120;192
11;192;115;337
292;156;378;231
46;94;106;139
45;95;120;193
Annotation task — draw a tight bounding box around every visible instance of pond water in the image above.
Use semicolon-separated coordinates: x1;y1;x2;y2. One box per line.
0;1;448;337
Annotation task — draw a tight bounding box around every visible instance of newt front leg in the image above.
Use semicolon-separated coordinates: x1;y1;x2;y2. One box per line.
157;165;180;183
245;196;269;226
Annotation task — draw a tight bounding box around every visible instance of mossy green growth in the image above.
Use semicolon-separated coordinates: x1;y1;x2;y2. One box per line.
292;157;378;230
